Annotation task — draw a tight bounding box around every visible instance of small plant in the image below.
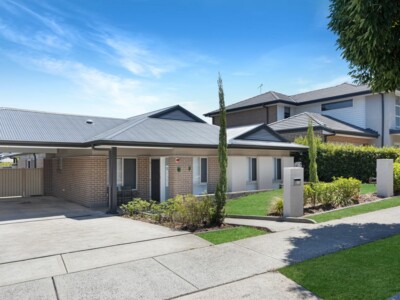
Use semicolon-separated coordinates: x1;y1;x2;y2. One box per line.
120;198;150;216
394;162;400;194
332;177;361;207
269;197;284;216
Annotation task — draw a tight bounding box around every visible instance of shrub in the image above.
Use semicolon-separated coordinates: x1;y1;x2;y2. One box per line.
294;137;400;182
120;198;151;216
332;177;361;207
394;162;400;194
269;197;284;216
303;177;361;208
164;194;216;231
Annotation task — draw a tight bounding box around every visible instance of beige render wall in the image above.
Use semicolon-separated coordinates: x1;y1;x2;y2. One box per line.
51;156;108;208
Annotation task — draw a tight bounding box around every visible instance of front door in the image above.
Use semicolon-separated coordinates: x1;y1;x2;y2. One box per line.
151;159;161;202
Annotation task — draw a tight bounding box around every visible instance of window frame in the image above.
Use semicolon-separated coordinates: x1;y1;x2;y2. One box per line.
284;106;291;119
396;98;400;129
321;99;353;111
274;158;282;181
200;157;208;184
108;157;138;190
248;157;258;182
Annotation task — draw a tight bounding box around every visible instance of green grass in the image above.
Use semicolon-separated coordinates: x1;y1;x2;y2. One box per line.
361;183;376;194
196;226;267;245
225;189;283;216
279;234;400;300
307;196;400;223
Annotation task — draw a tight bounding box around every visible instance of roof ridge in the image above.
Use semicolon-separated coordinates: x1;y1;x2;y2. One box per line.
291;82;360;97
0;107;125;120
269;112;310;126
270;91;279;100
88;117;149;141
304;112;326;127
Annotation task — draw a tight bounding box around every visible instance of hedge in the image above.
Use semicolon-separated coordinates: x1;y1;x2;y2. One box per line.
294;137;400;182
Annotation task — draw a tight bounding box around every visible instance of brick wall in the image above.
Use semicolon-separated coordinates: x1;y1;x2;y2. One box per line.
327;135;374;145
168;157;193;197
136;156;150;199
207;156;220;193
212;106;278;128
51;156;108;208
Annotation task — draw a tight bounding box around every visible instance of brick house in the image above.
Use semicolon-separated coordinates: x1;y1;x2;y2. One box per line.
205;83;400;147
0;106;306;209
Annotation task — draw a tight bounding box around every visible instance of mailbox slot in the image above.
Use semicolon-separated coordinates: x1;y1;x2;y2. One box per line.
293;178;302;186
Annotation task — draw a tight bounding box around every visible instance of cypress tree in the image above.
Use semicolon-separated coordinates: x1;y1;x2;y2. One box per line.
307;119;319;183
214;73;228;225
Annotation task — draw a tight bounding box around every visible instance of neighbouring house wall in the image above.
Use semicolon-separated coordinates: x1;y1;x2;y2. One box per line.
212;106;277;127
279;130;324;142
293;95;367;128
51;156;108;207
326;135;374;145
168;156;193;198
17;153;45;169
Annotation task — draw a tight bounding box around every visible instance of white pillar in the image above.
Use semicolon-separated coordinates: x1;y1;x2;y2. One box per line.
283;167;304;218
377;159;393;198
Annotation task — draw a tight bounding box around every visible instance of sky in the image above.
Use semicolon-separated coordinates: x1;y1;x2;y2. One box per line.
0;0;352;120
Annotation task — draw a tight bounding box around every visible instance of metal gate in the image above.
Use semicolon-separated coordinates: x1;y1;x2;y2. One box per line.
0;169;43;197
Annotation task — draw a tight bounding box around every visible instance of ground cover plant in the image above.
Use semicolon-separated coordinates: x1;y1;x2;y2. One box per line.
196;226;267;245
279;234;400;299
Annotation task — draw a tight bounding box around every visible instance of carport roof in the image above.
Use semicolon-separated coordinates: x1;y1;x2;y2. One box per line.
0;106;306;150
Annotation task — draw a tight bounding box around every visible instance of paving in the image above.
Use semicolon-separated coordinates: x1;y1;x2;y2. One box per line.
225;217;314;232
1;198;400;299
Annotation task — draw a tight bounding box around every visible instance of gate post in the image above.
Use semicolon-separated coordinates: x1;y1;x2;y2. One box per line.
377;159;393;198
283;167;304;218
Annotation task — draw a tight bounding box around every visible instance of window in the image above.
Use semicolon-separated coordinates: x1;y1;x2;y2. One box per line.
321;99;353;111
109;158;137;189
248;157;257;182
396;98;400;128
275;158;282;181
200;157;208;183
284;106;291;119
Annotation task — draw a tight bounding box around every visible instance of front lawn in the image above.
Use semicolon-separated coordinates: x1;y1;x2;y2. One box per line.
306;196;400;223
360;183;376;194
279;234;400;300
196;226;267;245
224;189;283;216
225;184;375;217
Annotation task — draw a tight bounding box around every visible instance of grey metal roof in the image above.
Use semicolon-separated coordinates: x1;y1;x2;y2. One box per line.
269;112;379;137
204;83;372;116
0;106;307;150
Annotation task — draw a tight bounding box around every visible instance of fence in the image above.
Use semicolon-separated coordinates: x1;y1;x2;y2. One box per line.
0;168;43;197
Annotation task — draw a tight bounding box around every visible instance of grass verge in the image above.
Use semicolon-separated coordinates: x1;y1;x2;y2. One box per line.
196;226;267;245
360;183;376;194
224;189;283;216
279;234;400;300
306;196;400;223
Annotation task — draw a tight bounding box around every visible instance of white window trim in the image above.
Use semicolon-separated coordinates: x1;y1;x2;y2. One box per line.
396;98;400;129
108;157;138;190
248;157;257;183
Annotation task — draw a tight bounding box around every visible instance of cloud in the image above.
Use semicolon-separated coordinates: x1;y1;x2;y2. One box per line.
296;75;353;93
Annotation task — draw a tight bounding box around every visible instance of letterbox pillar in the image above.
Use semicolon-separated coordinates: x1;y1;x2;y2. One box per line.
283;167;304;218
377;159;393;198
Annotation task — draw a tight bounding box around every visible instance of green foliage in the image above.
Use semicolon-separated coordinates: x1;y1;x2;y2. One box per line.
307;120;319;183
394;162;400;194
197;226;267;245
165;194;215;231
120;198;151;216
304;177;361;208
268;197;284;216
214;73;228;225
329;0;400;92
294;137;400;182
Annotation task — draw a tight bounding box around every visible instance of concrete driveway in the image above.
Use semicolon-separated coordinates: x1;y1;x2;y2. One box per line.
0;196;211;293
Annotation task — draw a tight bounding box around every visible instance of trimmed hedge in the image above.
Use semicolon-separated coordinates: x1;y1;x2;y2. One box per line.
295;137;400;182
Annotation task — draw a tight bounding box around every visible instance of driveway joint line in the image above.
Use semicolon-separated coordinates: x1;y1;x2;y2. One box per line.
51;277;60;300
231;240;289;264
60;255;69;274
152;257;200;290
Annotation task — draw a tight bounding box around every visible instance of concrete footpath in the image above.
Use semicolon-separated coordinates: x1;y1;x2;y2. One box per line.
1;206;400;299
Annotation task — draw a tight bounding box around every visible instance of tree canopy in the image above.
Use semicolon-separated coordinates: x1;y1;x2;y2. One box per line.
329;0;400;92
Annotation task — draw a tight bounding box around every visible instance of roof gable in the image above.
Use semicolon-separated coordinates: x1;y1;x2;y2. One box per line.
149;105;205;123
231;124;288;143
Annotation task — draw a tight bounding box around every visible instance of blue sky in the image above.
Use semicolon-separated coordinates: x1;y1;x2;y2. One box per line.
0;0;351;119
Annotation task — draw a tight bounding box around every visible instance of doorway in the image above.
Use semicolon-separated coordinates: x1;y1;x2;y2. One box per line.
151;159;161;202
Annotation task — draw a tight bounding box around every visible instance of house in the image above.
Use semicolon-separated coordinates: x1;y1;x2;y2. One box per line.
0;106;306;209
205;83;400;147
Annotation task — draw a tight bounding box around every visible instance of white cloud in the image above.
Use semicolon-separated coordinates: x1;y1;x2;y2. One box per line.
296;75;353;93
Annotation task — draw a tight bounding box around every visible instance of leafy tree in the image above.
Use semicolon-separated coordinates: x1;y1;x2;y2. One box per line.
307;120;319;183
213;73;228;225
329;0;400;92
